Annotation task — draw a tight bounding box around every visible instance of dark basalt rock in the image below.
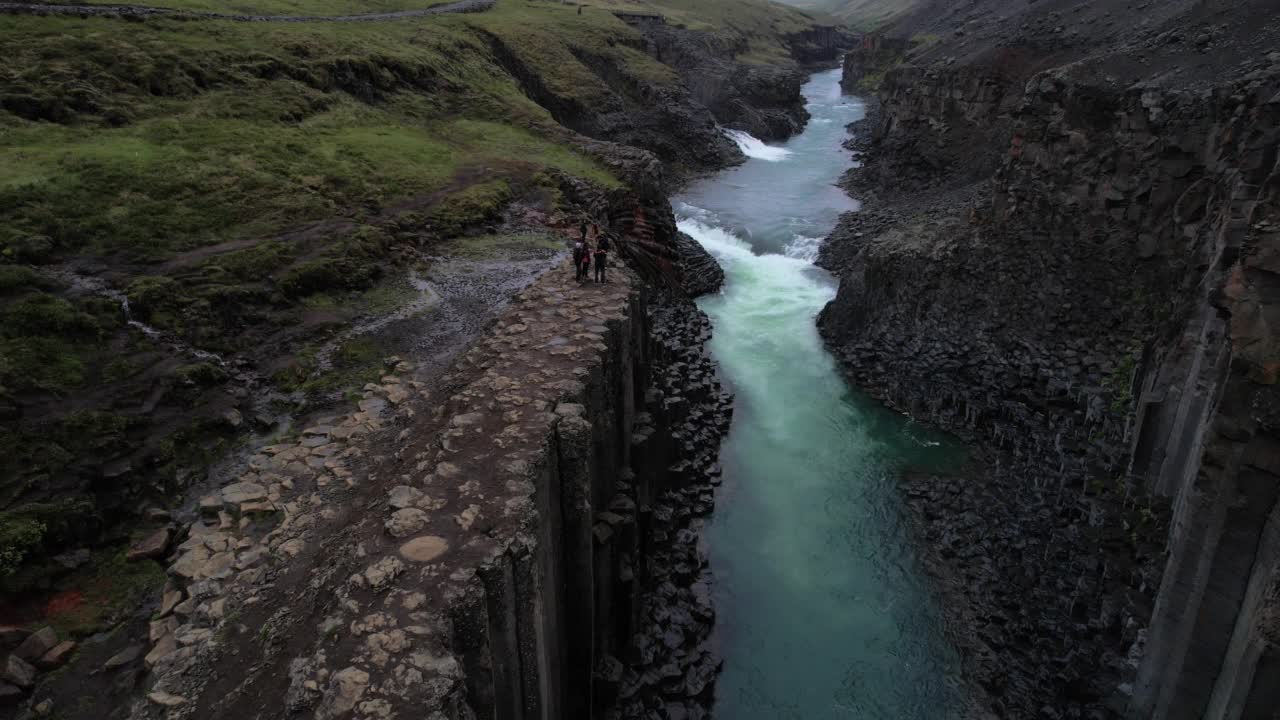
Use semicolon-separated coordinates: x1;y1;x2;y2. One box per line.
819;4;1280;718
673;232;724;298
613;290;732;719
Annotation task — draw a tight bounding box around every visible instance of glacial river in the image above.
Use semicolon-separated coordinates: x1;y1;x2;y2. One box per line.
678;68;963;719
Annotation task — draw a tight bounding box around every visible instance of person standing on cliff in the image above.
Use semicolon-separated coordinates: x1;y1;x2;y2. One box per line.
572;235;588;281
593;226;610;283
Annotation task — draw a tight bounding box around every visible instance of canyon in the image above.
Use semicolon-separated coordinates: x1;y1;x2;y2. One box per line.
3;0;1280;718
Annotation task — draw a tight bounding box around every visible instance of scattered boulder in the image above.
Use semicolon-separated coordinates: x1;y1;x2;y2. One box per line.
36;641;76;670
127;527;172;561
1;655;35;689
102;645;142;671
353;557;405;592
145;635;178;668
387;485;423;510
14;628;56;662
384;508;429;538
159;588;184;617
316;667;369;720
148;690;187;707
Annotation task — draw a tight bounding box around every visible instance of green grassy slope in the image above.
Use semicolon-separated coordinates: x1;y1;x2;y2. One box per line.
770;0;918;30
579;0;825;63
40;0;457;13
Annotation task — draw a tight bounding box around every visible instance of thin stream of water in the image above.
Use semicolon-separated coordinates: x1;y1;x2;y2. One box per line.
680;69;963;719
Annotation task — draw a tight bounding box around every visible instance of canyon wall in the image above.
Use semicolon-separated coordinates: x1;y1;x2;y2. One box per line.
620;16;854;142
819;9;1280;719
68;251;732;720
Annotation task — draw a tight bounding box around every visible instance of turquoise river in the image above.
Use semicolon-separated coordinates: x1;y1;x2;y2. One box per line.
676;68;963;719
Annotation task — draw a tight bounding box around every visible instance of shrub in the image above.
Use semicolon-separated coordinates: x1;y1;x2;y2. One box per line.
0;514;45;578
0;265;44;294
280;257;380;298
175;362;229;387
0;294;98;337
124;276;181;322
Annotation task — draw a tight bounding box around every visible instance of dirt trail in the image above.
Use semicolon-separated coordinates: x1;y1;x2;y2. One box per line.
0;0;493;22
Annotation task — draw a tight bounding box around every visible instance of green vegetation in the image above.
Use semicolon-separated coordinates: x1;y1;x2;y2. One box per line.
855;58;900;91
0;0;826;592
910;31;940;47
273;336;386;397
574;0;822;65
770;0;920;31
54;0;456;13
0;498;100;585
441;231;566;259
1104;348;1141;415
0;5;627;267
0;284;117;396
584;0;815;34
174;362;231;387
35;547;167;637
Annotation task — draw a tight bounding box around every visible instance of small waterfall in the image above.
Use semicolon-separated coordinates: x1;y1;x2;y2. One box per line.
723;128;793;162
47;269;228;366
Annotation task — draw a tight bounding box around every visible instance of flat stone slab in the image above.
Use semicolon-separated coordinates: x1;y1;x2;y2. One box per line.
398;536;448;563
221;482;267;506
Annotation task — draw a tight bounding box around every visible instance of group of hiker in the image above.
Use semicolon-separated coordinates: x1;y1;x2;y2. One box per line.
572;220;611;283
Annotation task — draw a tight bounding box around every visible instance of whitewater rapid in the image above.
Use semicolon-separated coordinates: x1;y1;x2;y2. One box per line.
724;128;793;162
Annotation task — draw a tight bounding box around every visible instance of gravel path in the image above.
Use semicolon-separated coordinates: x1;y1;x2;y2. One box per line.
0;0;493;22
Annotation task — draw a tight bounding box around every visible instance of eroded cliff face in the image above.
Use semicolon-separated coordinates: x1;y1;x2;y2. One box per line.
819;9;1280;719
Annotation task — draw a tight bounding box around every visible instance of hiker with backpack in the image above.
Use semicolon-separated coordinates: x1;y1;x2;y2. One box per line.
593;226;610;283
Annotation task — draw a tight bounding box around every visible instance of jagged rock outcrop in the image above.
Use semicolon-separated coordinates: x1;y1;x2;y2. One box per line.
818;1;1280;717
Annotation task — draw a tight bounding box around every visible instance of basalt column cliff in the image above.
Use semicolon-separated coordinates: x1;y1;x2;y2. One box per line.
818;0;1280;718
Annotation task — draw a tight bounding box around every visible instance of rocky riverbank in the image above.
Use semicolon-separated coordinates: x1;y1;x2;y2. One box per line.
817;0;1280;718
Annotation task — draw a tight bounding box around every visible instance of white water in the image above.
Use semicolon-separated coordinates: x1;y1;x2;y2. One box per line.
683;69;962;719
724;128;794;162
